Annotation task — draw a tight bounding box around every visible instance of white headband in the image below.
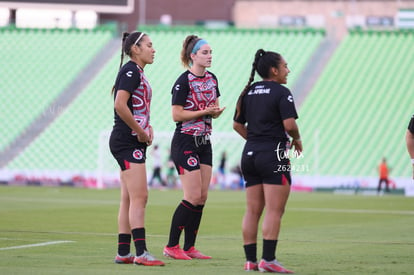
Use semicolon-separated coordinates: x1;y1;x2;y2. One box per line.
134;32;145;45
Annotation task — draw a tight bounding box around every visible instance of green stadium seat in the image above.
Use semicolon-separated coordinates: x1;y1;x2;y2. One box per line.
296;30;413;178
0;28;112;152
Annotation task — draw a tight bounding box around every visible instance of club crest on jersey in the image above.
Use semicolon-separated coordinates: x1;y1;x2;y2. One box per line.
133;149;143;160
187;156;198;167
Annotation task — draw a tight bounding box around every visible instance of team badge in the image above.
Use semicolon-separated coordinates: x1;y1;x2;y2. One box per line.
132;149;143;160
187;156;198;167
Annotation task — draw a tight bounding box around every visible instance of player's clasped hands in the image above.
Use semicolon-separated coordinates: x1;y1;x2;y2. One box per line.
205;104;226;118
137;131;152;145
137;125;153;145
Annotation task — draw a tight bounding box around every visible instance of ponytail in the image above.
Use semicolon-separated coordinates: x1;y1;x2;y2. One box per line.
181;35;201;68
119;32;130;70
235;49;266;120
111;31;144;94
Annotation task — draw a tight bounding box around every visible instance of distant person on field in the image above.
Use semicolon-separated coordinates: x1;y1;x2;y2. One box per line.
377;157;390;193
166;150;177;188
109;31;164;266
218;151;227;188
406;114;414;179
233;49;301;273
149;144;166;187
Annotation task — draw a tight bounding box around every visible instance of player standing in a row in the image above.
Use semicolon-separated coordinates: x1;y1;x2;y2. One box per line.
164;35;225;260
109;31;164;266
233;49;302;273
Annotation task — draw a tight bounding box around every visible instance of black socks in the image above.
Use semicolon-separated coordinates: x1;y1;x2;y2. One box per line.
262;239;278;261
244;239;278;262
117;233;131;256
131;228;147;256
244;243;257;263
167;200;201;248
184;204;204;251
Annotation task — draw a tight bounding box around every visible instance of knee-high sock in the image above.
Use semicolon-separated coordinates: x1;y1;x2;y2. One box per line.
167;200;198;247
184;204;204;251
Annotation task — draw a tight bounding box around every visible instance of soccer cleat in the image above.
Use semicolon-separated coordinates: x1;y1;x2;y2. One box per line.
114;253;134;264
244;261;259;271
258;259;294;273
163;245;192;260
184;246;212;259
134;251;165;266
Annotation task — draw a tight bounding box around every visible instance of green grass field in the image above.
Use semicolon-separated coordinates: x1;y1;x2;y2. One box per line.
1;186;414;275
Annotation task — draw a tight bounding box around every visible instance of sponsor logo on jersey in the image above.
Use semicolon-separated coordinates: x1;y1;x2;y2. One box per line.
287;95;294;102
126;71;133;77
132;149;143;160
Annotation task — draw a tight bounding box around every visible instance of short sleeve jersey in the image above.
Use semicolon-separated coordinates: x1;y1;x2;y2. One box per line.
408;114;414;134
234;81;298;142
112;61;152;141
171;70;220;136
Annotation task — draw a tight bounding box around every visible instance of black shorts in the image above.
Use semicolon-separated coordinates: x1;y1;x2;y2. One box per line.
171;133;212;175
109;131;147;171
241;142;291;187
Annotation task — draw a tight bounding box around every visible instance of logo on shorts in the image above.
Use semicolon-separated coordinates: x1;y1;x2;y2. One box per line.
187;156;198;167
132;149;143;160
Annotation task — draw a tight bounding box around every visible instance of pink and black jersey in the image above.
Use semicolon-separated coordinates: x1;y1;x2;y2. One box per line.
171;70;220;136
112;60;152;142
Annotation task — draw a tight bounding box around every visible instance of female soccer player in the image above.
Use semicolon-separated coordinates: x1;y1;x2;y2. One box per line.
233;49;302;273
109;31;164;266
163;35;225;260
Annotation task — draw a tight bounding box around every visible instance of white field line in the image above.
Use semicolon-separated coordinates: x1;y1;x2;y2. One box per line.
0;240;74;251
3;197;413;215
0;196;118;205
289;207;414;215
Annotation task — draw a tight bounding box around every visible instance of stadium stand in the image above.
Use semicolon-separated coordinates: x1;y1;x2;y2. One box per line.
0;27;113;155
296;29;414;178
1;27;325;181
